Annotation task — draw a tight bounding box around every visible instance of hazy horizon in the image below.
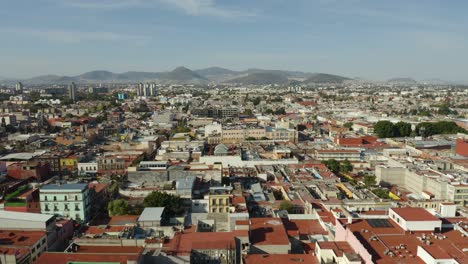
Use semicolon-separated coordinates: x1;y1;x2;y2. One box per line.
1;0;468;82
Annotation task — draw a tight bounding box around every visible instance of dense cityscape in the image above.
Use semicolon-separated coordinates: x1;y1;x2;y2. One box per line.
0;72;466;263
1;0;468;263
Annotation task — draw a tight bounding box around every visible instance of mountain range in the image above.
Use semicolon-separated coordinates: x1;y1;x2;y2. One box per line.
1;67;353;85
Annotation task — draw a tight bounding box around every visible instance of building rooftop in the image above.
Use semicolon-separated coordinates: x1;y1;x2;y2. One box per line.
0;229;46;247
41;183;88;191
249;218;290;246
163;230;248;256
391;207;440;222
0;152;38;161
35;252;141;264
138;207;165;222
339;217;468;264
243;254;318;264
0;211;54;223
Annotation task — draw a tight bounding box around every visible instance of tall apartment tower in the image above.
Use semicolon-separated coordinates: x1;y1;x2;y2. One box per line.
15;82;23;94
137;82;144;97
137;82;157;97
149;83;157;96
68;82;77;102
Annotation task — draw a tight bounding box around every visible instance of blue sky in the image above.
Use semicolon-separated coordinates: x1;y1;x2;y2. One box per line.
1;0;467;81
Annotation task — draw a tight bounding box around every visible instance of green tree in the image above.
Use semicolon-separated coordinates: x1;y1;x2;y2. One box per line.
279;200;293;213
108;199;130;216
274;107;286;115
172;125;191;134
29;91;41;101
372;189;390;199
323;159;341;174
244;109;253;116
340;159;353;174
416;121;466;137
143;191;184;217
363;175;377;188
374;121;397;138
343;122;354;129
395;121;412;137
252;97;261;106
437;104;455;115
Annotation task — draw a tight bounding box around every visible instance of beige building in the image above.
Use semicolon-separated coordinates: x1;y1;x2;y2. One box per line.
206;125;298;144
376;164;468;206
221;127;265;144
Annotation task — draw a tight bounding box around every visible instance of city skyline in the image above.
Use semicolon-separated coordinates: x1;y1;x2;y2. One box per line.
1;0;468;82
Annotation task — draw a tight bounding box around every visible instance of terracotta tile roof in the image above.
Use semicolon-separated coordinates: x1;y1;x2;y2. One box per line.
339;218;468;263
317;241;355;257
249;218;290;246
35;252;140;264
108;215;139;226
163;230;248;256
391;208;440;222
88;182;109;193
75;245;142;254
82;225;127;236
0;230;45;247
282;219;327;237
421;245;452;259
243;254;318;264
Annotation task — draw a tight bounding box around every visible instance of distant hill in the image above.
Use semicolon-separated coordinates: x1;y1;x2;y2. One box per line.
118;71;161;81
195;67;240;82
159;67;207;82
23;75;77;85
387;77;417;84
244;69;312;79
78;71;117;81
225;72;290;85
195;67;239;76
16;66;354;85
304;73;351;84
420;78;450;85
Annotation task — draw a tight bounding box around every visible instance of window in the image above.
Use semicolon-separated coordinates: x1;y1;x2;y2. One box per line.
64;196;67;201
44;196;48;201
75;205;80;210
44;204;49;211
75;195;78;201
53;196;57;201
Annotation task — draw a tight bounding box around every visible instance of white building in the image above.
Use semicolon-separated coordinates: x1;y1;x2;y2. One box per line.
389;208;442;232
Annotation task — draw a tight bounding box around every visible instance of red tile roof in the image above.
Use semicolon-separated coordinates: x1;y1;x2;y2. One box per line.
243;254;318;264
0;230;45;247
163;230;248;256
421;245;452;260
249;218;290;246
35;252;141;264
282;219;327;237
391;208;440;222
317;241;356;257
339;218;468;264
75;245;142;254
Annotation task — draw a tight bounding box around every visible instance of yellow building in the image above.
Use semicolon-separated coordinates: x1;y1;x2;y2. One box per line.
60;155;78;172
209;194;231;213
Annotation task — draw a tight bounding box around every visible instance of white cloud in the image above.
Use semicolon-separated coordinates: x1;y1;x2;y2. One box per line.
60;0;143;9
158;0;255;18
0;28;149;43
59;0;256;18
